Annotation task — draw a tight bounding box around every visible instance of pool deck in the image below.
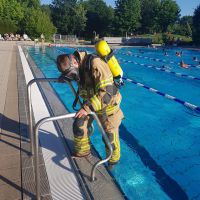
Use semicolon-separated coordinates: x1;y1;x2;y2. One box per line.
0;42;64;199
0;42;21;199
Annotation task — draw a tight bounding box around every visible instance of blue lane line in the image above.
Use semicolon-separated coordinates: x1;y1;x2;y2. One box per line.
120;124;189;200
117;52;200;69
123;77;200;113
119;58;200;82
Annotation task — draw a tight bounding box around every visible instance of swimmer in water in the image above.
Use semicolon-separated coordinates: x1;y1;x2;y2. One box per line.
193;57;198;62
152;45;156;49
176;52;181;57
164;52;168;56
180;60;189;69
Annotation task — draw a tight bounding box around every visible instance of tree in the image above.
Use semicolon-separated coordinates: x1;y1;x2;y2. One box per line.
83;0;114;37
51;0;75;34
23;8;56;39
51;0;79;34
180;16;193;26
115;0;141;36
178;16;192;36
18;0;40;8
0;0;56;38
140;0;160;34
168;16;192;37
0;0;24;26
193;4;200;45
186;22;192;37
0;0;24;33
158;0;180;32
74;3;87;36
41;4;52;18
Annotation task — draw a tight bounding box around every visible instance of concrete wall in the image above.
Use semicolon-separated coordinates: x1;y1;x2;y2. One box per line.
103;37;152;45
103;37;123;44
124;37;152;45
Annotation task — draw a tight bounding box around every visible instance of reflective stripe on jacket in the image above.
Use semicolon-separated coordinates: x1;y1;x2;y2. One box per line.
77;51;122;116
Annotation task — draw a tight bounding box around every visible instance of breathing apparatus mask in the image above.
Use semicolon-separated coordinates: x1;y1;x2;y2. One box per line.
57;54;80;82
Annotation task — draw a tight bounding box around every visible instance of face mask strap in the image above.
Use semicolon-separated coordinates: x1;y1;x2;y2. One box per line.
63;65;74;75
62;67;80;81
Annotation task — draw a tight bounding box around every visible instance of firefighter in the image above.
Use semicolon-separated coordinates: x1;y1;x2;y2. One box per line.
56;50;124;168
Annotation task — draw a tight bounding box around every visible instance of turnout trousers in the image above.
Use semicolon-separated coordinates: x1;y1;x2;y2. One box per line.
73;109;124;164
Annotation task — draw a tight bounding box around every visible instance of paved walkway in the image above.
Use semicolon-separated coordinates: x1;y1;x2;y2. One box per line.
0;42;21;200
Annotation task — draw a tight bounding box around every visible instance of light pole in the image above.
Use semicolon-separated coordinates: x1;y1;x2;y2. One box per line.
93;30;96;39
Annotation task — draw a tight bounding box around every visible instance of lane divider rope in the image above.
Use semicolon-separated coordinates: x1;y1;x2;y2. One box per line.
123;77;200;113
119;58;200;81
117;52;200;69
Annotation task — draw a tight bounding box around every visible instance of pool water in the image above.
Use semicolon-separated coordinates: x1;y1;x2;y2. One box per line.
28;46;200;200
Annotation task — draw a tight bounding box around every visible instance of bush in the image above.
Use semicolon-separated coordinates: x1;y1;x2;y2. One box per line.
152;34;163;44
162;33;174;44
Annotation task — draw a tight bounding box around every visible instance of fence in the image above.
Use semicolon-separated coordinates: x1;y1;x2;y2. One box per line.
53;34;78;44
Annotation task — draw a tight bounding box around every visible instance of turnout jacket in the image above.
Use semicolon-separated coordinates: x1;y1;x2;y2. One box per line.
75;51;122;116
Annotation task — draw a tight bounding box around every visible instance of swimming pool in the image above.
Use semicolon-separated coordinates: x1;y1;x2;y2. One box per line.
28;46;200;200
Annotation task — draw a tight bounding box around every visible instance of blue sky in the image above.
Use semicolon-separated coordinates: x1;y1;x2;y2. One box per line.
41;0;200;16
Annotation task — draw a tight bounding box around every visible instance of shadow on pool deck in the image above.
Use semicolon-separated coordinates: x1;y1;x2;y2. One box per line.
39;129;76;173
0;111;81;175
0;174;33;197
0;43;24;200
0;110;94;183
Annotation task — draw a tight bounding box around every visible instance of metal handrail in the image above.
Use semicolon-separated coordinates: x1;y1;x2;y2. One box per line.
27;78;82;155
34;112;113;200
27;78;113;199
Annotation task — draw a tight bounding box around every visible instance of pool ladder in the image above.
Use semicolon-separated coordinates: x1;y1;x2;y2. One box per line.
27;78;113;200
